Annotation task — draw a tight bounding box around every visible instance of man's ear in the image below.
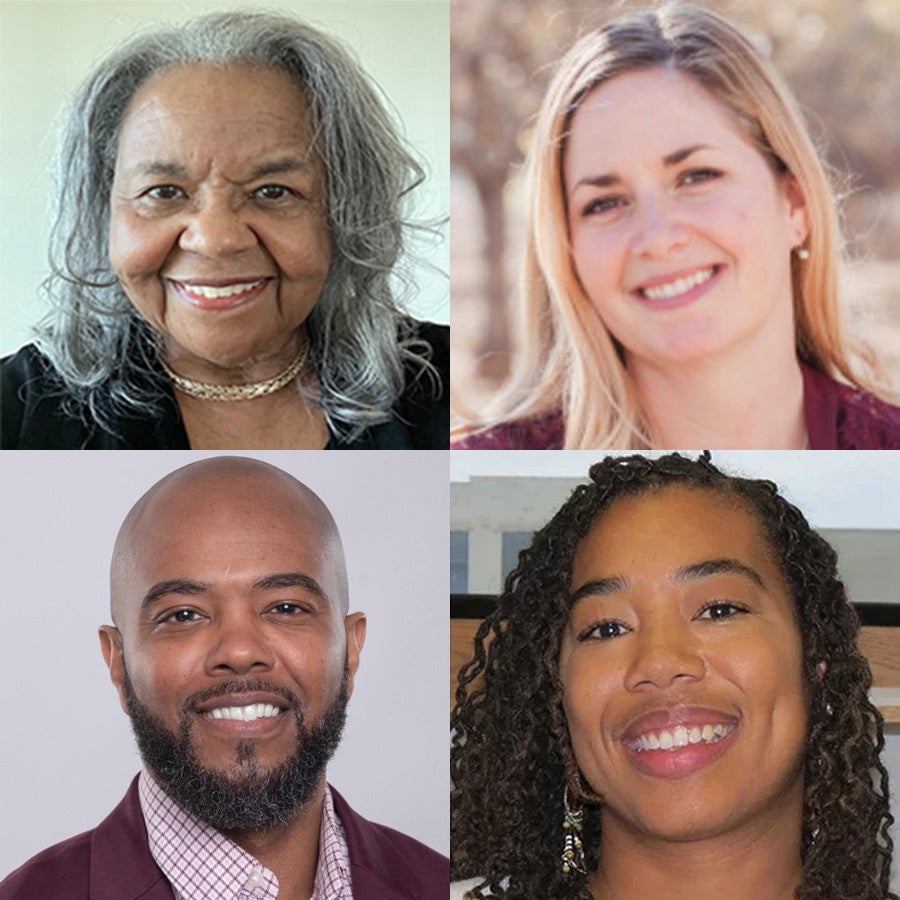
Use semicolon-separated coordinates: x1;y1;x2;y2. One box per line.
343;612;367;700
99;625;130;716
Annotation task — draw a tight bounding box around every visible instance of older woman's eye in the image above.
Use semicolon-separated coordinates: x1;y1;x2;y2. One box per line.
144;185;185;201
579;619;631;641
695;600;748;621
253;184;296;202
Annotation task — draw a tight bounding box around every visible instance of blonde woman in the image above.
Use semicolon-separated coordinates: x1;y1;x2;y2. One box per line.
452;2;900;450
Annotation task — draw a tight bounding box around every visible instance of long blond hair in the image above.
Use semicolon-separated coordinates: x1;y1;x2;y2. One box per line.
460;2;880;449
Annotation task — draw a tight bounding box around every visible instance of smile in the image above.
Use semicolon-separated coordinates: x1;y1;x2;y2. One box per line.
626;723;736;753
640;266;716;301
179;279;266;299
203;703;283;722
169;278;272;311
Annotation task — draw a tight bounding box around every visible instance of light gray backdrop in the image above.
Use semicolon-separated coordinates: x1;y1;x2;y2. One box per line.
0;450;449;877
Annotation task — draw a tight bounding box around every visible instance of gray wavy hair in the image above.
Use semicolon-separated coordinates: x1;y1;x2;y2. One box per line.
35;10;438;440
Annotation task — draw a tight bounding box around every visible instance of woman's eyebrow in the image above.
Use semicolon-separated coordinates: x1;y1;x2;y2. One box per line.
247;156;316;180
122;156;315;181
569;575;629;605
674;557;766;589
127;160;191;179
568;555;765;606
571;143;712;191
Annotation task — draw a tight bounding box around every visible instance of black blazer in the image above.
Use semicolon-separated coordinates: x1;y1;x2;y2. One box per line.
1;321;449;449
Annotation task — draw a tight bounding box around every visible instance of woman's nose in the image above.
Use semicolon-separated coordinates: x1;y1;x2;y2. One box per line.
205;612;275;676
623;620;705;691
629;194;690;259
178;197;258;257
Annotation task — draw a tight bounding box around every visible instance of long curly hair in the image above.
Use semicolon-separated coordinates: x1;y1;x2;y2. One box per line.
451;452;895;899
34;11;437;441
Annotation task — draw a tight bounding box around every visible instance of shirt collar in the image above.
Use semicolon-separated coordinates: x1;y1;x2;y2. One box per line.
139;769;352;900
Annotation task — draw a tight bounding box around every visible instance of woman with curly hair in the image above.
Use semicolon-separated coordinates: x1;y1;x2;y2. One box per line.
452;2;900;450
451;453;895;899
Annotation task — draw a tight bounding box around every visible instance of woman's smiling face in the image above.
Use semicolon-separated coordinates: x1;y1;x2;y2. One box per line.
109;63;332;371
558;486;810;842
563;67;808;367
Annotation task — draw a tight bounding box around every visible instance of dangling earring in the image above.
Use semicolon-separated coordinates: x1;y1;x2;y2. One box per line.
561;786;586;876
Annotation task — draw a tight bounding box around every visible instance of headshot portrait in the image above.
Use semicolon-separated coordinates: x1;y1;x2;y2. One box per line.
450;451;898;899
0;451;449;897
0;1;449;449
450;0;900;450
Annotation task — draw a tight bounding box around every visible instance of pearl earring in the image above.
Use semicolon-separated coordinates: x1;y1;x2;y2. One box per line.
796;246;810;260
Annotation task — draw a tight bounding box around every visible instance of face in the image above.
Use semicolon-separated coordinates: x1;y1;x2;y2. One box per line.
563;67;808;367
109;63;333;372
558;486;809;843
100;471;366;827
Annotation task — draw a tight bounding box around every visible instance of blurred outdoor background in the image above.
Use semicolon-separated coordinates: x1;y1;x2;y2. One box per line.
451;0;900;422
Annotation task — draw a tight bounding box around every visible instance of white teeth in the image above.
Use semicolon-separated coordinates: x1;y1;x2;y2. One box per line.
179;279;265;299
204;703;281;721
632;723;735;752
641;267;715;300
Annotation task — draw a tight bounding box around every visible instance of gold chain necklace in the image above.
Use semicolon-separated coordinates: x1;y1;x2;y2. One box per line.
160;347;308;402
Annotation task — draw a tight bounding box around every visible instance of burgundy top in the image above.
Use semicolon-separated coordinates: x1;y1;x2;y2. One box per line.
451;364;900;450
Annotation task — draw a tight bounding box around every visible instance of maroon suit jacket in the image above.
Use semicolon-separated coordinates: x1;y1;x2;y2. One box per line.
0;778;448;900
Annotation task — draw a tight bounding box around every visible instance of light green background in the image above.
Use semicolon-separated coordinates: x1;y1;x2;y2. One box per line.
0;0;450;356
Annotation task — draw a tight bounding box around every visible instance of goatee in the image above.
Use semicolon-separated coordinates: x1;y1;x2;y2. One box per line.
123;665;348;831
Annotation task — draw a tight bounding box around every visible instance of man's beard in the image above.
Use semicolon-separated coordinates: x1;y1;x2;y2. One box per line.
123;664;348;831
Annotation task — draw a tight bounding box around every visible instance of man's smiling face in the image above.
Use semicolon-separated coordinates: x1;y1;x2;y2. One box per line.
100;458;365;829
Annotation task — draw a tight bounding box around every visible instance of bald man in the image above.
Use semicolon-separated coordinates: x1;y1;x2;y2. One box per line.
0;457;448;900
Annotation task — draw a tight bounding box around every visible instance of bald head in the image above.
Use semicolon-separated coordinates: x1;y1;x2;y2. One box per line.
110;457;349;629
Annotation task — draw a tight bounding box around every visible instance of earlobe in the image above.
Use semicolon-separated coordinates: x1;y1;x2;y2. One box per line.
98;625;130;717
784;175;809;246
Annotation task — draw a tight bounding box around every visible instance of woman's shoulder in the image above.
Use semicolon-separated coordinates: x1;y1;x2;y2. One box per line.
388;318;449;449
1;343;62;447
2;341;55;381
1;342;183;449
802;364;900;450
452;409;564;450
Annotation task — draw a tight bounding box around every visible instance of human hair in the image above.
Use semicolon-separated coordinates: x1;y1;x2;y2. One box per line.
459;1;882;449
451;452;895;900
34;10;436;440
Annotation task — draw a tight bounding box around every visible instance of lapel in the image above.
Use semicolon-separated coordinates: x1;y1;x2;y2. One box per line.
331;787;426;900
86;778;444;900
89;776;174;900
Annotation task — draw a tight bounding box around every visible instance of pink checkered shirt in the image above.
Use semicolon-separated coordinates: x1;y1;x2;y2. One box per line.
139;770;353;900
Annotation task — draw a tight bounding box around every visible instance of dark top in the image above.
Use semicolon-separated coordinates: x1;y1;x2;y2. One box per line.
0;776;449;900
1;321;449;450
451;363;900;450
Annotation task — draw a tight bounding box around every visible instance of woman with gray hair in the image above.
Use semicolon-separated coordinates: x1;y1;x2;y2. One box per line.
1;11;448;449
